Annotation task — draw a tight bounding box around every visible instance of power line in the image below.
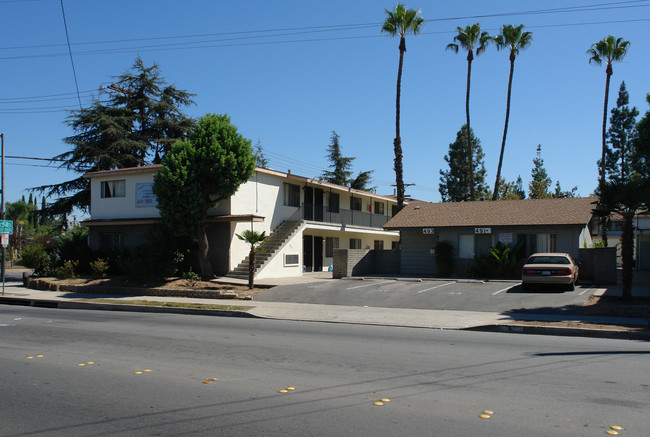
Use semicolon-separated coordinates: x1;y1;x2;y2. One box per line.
1;1;645;52
0;2;646;61
59;0;82;110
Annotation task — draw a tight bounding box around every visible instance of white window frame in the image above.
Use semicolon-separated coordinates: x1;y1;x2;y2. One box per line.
101;180;126;198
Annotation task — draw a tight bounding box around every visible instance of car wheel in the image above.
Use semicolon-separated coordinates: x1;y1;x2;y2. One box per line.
521;282;530;291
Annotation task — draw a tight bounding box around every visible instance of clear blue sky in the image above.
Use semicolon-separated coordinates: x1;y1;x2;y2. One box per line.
1;0;649;216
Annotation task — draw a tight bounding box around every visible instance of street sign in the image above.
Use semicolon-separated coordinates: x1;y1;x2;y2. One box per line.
0;220;12;235
0;234;7;247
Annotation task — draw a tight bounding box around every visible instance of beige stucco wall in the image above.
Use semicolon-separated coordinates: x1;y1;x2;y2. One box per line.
90;171;160;220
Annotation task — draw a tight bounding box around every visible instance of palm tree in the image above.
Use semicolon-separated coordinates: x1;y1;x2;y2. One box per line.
492;24;533;200
236;230;267;289
587;35;630;190
599;178;649;298
446;23;491;201
381;3;424;212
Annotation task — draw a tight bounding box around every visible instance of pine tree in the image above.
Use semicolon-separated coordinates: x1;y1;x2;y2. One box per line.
322;131;374;191
40;197;47;226
604;82;639;183
439;124;488;202
528;144;552;198
254;139;269;168
322;131;353;186
35;57;195;216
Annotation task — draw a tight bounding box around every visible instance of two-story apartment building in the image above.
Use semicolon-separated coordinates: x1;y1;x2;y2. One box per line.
82;165;400;279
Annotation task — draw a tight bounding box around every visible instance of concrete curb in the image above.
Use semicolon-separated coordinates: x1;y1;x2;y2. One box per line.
466;324;650;341
0;296;258;319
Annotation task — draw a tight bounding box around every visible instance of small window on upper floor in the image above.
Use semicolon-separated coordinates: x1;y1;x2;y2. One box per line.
101;180;126;198
284;183;300;207
374;201;385;215
350;197;362;211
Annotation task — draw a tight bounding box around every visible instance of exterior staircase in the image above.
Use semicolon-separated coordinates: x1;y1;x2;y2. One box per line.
226;215;303;280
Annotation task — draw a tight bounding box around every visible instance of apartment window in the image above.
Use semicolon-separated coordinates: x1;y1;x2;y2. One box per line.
374;201;385;215
536;233;557;253
350;238;362;249
391;241;399;250
458;234;474;259
101;180;125;198
325;237;339;257
350;197;362;211
100;233;124;251
283;183;300;207
374;240;384;250
328;193;340;213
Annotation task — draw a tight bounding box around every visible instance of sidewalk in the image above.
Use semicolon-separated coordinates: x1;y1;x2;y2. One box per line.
2;274;650;340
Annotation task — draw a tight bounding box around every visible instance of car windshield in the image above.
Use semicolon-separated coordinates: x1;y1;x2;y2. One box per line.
527;256;570;265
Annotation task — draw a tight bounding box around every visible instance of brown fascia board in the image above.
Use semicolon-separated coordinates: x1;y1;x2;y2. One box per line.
84;165;397;203
82;214;264;227
83;165;162;179
252;167;399;203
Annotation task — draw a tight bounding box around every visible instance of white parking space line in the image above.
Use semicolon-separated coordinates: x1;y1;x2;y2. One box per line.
346;280;394;290
492;284;518;295
416;282;453;293
579;287;593;296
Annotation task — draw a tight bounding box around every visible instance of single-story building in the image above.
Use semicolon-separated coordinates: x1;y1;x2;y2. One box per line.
82;165;401;279
384;197;599;276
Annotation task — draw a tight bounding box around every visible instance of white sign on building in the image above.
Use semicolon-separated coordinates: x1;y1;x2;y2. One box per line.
135;183;158;208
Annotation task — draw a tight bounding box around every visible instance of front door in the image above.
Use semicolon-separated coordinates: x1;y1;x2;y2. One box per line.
313;236;323;271
314;189;324;222
303;235;313;272
304;187;313;220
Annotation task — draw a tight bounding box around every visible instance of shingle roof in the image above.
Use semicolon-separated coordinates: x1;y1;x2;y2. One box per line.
384;197;599;229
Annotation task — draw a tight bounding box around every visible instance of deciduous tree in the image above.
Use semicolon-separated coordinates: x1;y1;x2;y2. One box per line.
153;114;255;278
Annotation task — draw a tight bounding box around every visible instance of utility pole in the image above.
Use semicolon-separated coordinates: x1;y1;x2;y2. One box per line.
1;133;5;296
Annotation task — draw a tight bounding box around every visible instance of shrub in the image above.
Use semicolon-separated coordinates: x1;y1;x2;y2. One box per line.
21;243;55;276
57;227;93;274
90;258;109;279
434;241;455;277
56;260;79;279
475;241;524;278
182;268;201;288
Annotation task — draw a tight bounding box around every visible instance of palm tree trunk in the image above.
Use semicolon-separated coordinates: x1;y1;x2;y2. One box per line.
601;68;612;189
600;68;612;245
493;55;516;200
394;37;406;212
248;248;255;289
465;55;475;201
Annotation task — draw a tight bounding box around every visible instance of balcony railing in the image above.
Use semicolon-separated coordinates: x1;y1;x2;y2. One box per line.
302;203;390;228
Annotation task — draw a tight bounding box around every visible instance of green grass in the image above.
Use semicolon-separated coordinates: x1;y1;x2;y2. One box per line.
89;299;249;311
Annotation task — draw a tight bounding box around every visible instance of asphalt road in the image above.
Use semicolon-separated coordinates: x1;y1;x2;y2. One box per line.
1;306;649;436
255;279;598;314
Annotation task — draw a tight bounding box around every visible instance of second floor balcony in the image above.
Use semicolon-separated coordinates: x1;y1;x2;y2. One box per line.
301;203;391;229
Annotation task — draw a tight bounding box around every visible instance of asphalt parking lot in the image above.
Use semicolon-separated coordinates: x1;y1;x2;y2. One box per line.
255;279;603;315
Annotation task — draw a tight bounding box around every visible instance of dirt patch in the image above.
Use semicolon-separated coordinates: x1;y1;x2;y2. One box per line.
26;275;265;300
505;319;649;332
